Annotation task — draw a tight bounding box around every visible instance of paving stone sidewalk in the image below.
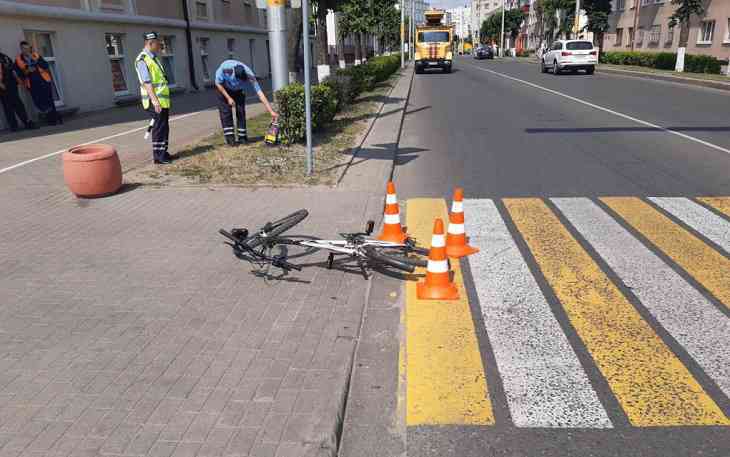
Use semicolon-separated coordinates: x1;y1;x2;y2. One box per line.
0;70;413;457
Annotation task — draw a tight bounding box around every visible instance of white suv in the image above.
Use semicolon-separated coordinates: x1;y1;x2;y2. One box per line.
541;40;597;75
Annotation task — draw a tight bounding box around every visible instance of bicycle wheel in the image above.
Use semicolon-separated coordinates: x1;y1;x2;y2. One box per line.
245;209;309;249
363;246;427;273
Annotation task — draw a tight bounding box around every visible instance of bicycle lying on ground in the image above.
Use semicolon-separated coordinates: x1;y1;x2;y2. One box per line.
219;209;430;278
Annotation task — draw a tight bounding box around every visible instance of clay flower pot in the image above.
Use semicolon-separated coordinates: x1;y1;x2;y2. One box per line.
63;144;122;198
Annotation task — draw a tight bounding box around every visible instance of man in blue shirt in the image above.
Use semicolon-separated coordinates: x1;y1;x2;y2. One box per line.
214;60;277;145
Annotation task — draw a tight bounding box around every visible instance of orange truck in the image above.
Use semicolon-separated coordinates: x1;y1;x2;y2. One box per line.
415;9;454;74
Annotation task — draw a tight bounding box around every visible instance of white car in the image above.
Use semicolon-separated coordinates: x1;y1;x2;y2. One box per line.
540;40;597;75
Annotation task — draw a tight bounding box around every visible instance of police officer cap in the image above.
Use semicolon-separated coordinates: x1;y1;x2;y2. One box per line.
143;32;159;41
234;65;246;79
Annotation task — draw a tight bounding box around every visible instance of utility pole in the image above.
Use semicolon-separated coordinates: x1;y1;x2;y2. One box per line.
267;0;288;91
500;0;505;57
302;0;313;175
401;0;405;68
574;0;581;39
411;0;416;61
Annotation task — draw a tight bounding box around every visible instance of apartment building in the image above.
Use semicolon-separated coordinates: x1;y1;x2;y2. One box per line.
470;0;500;42
0;0;270;130
447;5;472;39
603;0;730;59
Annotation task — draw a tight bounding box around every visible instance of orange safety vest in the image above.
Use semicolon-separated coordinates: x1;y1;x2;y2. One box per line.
15;53;52;89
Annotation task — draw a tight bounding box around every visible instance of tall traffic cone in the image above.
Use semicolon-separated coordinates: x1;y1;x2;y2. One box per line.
446;187;479;258
377;181;407;243
417;218;459;300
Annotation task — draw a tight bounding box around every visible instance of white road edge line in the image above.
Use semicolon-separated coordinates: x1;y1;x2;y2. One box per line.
465;63;730;156
0;110;207;175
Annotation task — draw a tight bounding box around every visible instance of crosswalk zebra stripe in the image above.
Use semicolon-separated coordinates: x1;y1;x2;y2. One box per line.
505;198;728;426
649;197;730;254
554;197;730;401
699;197;730;219
603;197;730;310
465;199;612;428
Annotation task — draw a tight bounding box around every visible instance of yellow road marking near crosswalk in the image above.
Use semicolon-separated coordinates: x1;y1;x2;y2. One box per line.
603;197;730;310
405;198;494;425
698;197;730;219
506;198;729;427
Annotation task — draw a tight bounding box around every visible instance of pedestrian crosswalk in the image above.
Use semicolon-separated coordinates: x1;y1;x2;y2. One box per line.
403;196;730;428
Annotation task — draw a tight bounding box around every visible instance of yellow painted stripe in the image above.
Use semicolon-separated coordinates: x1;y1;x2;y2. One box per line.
698;197;730;219
405;198;494;425
603;197;730;310
505;198;729;427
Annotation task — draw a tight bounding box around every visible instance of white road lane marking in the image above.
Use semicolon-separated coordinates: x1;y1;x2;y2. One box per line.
465;198;612;428
465;63;730;156
0;110;207;175
553;197;730;399
649;197;730;254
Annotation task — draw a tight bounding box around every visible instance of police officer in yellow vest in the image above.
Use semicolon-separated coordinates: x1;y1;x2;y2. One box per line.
135;32;172;164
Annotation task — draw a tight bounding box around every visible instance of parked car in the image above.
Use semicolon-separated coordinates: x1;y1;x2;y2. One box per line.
474;46;494;60
540;40;597;75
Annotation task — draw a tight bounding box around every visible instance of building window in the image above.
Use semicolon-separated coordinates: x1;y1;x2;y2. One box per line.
244;1;254;23
195;1;209;19
198;37;210;81
615;28;623;45
227;38;236;58
726;18;730;43
105;33;128;96
627;27;634;46
649;25;660;43
265;39;271;75
615;0;624;7
160;35;176;87
666;25;674;46
698;20;715;44
249;39;256;72
98;0;130;13
23;31;63;106
636;28;644;46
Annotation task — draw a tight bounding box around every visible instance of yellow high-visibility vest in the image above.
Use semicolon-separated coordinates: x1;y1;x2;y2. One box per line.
135;51;170;110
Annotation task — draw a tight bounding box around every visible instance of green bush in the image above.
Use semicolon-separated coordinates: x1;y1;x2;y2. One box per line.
275;83;337;144
275;53;402;143
599;50;722;74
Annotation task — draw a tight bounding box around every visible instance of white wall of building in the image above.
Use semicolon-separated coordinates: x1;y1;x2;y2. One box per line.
447;5;471;39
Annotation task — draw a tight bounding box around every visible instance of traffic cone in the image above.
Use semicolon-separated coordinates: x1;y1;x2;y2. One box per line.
417;218;459;300
446;187;479;258
377;181;407;243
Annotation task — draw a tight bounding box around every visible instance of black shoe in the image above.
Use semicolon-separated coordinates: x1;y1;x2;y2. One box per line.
237;136;248;145
154;157;172;165
25;121;39;130
9;126;19;132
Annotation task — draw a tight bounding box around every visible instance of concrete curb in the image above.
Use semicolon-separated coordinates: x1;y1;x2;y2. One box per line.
304;67;415;457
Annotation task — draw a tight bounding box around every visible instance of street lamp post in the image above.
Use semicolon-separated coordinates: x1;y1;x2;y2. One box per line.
401;0;405;68
302;0;313;175
574;0;581;39
500;0;505;57
411;0;416;61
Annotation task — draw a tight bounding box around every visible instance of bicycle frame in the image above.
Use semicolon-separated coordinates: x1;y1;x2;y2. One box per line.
295;238;413;256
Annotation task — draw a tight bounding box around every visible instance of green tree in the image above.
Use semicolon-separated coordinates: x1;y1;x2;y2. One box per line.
668;0;704;48
480;8;526;46
582;0;611;54
543;0;576;40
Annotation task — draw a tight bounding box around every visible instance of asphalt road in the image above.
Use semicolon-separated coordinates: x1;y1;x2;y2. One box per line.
395;57;730;198
392;58;730;457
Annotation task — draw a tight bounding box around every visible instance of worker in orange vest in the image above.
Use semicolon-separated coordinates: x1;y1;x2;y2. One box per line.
15;41;62;125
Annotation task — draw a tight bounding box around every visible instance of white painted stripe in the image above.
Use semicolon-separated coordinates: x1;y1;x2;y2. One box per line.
452;200;463;213
466;63;730;157
427;259;449;273
383;213;400;224
386;194;398;205
465;198;612;428
649;197;730;254
0;110;205;175
431;234;446;247
447;223;465;235
553;197;730;399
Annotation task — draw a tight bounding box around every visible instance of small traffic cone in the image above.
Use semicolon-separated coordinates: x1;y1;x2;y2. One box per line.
417;218;459;300
446;187;479;258
377;181;407;243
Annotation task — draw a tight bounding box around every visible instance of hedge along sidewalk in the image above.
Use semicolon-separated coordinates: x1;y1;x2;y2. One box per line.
126;55;403;187
597;63;730;91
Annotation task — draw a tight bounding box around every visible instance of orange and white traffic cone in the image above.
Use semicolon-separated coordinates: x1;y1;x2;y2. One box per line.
417;218;459;300
377;181;407;243
446;187;479;258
